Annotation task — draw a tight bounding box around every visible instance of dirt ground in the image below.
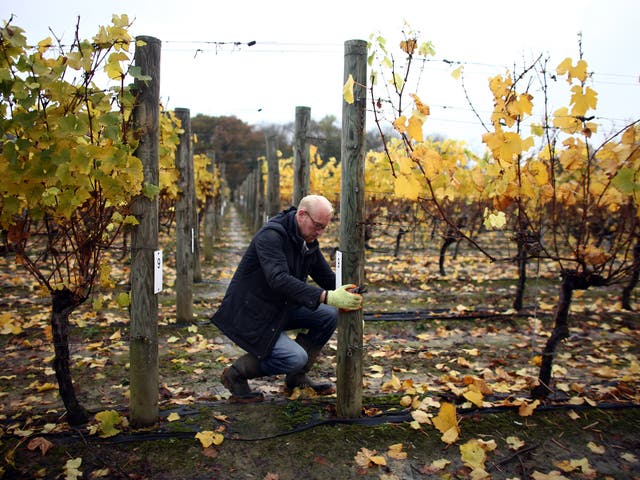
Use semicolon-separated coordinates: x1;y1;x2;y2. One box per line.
1;204;639;479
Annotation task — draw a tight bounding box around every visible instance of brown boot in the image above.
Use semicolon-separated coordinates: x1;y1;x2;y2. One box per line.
221;354;264;403
285;334;335;395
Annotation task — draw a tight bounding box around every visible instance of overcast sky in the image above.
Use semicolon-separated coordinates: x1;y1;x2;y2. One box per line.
5;0;639;152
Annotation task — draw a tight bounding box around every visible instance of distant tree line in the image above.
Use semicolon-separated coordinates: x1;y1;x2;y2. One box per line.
191;114;390;195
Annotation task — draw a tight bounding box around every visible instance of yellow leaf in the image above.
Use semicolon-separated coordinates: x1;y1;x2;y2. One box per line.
387;443;407;460
570;85;598;117
195;430;224;448
428;458;451;471
432;402;459;444
0;312;23;335
556;58;588;82
393;115;407;134
518;399;540;417
343;74;355;104
115;292;130;308
94;410;122;438
463;389;484;408
64;457;83;480
381;372;402;392
394;173;422;201
167;412;180;422
451;65;464;80
441;425;460;444
460;439;487;469
407;114;424;142
35;382;57;393
37;37;53;55
587;442;605;454
483;208;506;230
410;93;430;116
354;447;386;468
506;436;525;450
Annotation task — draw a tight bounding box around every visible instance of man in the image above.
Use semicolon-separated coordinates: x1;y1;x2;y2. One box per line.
211;194;363;402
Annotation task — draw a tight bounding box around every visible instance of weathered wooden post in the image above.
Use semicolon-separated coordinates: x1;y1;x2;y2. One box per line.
192;185;202;283
203;151;217;262
253;159;264;232
293;106;310;206
129;35;161;427
336;39;367;418
174;108;194;322
265;134;280;217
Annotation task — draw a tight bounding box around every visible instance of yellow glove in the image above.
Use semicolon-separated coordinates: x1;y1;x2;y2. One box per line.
326;284;363;311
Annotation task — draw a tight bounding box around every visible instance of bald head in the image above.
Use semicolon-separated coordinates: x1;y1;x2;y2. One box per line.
298;195;334;217
296;195;334;243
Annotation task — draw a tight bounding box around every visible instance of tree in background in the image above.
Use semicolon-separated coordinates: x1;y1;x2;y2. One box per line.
191;114;264;194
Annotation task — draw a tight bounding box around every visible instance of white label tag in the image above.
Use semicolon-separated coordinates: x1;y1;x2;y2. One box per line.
153;250;163;294
191;228;195;253
335;250;342;289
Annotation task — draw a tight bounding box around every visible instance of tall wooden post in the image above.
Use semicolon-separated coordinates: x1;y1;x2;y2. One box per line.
293;106;310;206
203;151;217;262
174;108;194;323
253;159;264;232
192;185;202;283
336;39;367;418
129;35;161;427
265;134;280;217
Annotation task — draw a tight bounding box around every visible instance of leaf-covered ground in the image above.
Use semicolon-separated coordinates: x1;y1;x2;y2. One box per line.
1;205;639;479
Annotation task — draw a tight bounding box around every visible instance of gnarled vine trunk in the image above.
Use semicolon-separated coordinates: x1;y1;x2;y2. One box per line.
438;236;457;276
513;239;527;311
621;237;639;311
532;270;607;399
51;288;89;425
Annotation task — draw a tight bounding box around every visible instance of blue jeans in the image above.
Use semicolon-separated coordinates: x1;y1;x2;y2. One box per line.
259;303;337;376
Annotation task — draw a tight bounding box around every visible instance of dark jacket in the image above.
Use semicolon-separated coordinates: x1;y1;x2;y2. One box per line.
210;207;336;358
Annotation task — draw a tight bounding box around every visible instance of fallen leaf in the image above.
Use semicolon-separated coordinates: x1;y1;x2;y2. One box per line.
531;470;570;480
27;437;53;456
387;443;407;460
167;412;180;422
518;399;540;417
432;402;459;444
506;436;525;450
587;442;605;454
195;431;224;448
64;457;83;480
621;452;637;462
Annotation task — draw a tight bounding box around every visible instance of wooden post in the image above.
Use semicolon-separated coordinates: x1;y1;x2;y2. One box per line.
253;159;264;232
129;35;161;427
265;134;280;217
336;39;367;419
174;108;194;322
293;106;310;206
203;151;217;262
192;185;202;283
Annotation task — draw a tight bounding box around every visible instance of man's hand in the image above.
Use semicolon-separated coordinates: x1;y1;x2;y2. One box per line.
327;284;363;311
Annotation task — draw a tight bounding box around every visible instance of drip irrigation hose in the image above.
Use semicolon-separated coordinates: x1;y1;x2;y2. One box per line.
4;401;638;445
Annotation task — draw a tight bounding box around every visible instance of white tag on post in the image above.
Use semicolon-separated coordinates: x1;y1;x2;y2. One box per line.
335;250;342;289
153;250;163;294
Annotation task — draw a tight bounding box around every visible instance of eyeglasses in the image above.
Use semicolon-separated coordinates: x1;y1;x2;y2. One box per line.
304;211;328;231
